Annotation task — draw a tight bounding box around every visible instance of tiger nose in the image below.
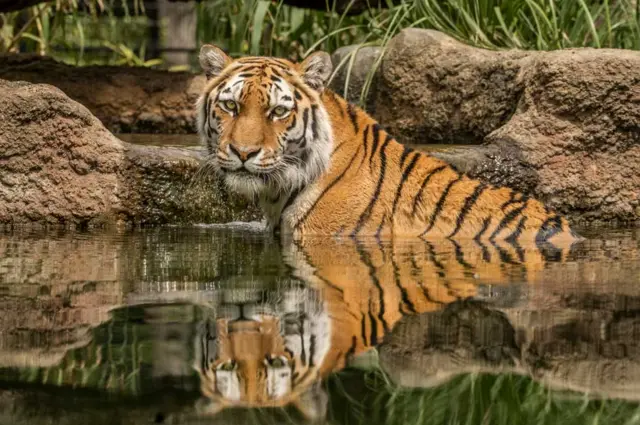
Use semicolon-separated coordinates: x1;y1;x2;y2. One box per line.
229;144;261;162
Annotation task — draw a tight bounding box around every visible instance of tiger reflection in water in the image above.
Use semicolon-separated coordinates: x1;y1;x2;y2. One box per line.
194;235;567;421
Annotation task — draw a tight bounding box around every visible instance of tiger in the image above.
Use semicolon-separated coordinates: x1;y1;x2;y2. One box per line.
196;44;582;245
190;235;573;421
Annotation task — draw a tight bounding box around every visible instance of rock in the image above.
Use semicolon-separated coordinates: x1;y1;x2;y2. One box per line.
0;79;258;227
0;54;205;134
378;29;640;225
330;45;383;113
376;29;528;144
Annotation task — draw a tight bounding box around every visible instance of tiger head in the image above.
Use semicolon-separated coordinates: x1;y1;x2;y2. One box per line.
196;45;334;200
194;284;331;421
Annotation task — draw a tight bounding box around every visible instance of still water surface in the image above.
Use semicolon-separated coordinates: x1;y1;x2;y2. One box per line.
1;225;639;424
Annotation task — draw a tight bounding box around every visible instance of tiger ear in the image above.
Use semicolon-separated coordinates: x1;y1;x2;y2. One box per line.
199;44;232;80
292;382;328;422
300;51;333;92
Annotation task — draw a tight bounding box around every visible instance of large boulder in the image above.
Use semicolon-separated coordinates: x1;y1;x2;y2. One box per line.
0;79;257;227
376;29;640;225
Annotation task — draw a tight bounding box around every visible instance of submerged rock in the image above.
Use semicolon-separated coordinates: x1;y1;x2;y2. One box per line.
0;79;258;227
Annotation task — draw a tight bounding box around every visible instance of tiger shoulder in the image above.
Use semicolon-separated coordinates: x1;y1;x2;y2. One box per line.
196;44;581;245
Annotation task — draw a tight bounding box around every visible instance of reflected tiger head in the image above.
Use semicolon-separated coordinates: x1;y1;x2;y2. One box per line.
196;45;333;199
194;285;331;421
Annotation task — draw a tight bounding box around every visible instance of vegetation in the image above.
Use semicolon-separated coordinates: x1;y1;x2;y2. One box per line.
326;367;640;425
2;0;640;106
3;0;640;61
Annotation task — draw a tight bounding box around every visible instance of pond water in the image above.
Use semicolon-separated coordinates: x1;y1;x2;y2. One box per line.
1;224;639;425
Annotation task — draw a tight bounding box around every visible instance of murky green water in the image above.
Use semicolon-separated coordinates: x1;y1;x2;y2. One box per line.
1;225;639;425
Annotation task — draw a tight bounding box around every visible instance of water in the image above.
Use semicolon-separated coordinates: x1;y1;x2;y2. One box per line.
0;225;639;425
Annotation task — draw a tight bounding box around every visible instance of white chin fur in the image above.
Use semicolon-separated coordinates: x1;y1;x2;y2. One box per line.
222;172;268;199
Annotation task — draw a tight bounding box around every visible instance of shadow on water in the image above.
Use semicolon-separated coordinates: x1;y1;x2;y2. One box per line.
0;225;639;424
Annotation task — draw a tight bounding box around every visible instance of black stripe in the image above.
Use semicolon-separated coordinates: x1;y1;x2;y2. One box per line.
391;152;420;215
536;215;564;243
362;125;370;161
347;103;359;133
411;165;448;215
354;240;390;335
310;105;319;140
352;134;392;236
474;217;491;241
347;336;357;356
331;141;346;158
495;244;519;265
501;190;527;210
368;309;378;346
360;314;368;347
298;108;309;148
449;182;487;238
420;174;463;237
309;334;316;367
294;90;302;100
270;58;291;67
294;146;362;229
399;145;414;168
489;201;529;241
392;255;417;313
368;124;381;168
282;95;292;101
300;321;306;366
290;80;315;100
475;237;492;263
202;91;211;132
451;239;475;277
285;115;297;132
506;216;527;244
424;240;446;278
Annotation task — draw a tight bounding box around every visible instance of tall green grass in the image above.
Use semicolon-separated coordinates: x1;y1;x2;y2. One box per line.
3;0;640;63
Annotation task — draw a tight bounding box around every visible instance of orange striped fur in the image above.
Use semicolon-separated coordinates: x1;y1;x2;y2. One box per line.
196;46;580;249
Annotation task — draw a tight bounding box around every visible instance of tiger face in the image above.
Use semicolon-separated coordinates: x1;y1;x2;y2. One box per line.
196;45;334;200
195;284;331;421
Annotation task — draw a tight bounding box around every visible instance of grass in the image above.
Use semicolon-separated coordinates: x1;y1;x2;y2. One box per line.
327;366;640;425
2;0;640;105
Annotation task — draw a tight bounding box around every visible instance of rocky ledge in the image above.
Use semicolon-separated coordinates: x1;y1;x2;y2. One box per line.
0;79;258;227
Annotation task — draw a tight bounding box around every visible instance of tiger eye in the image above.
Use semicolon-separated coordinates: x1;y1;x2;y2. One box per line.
272;106;288;117
218;361;235;371
269;356;287;367
223;100;237;111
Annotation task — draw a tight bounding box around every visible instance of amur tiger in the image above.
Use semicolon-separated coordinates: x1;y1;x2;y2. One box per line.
196;45;582;245
190;235;569;421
